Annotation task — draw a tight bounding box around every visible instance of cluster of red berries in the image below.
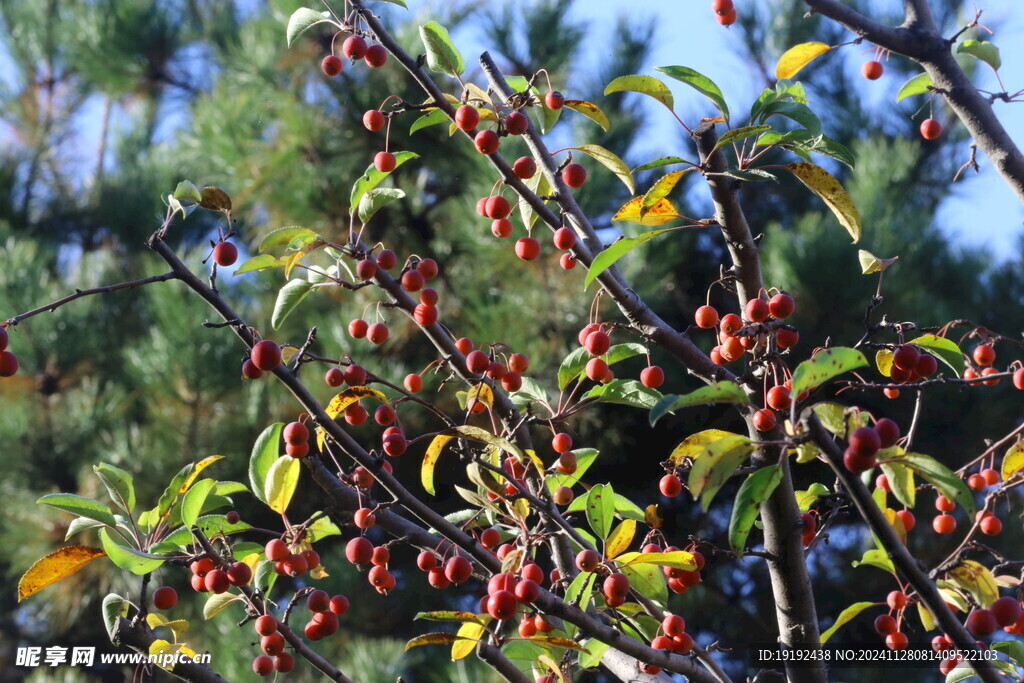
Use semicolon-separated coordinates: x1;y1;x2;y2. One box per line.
344;533;399;594
924;598;1024;675
842;418;900;473
188;554;253;594
871;590;912;650
574;322;665;389
460;340;530;397
658;544;705;595
0;326;18;378
476;564;544;620
696;292;797;366
243;339;283;379
637;613;695;674
265;538;321;578
250;615;295;675
882;343;938;399
211;240;238;267
963;343;1022;389
751;378;803;433
712;0;737;26
321;34;387;78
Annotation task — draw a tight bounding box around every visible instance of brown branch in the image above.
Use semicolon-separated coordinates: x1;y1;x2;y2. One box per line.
476;641;532;683
114;617;230;683
804;413;1003;683
5;272;178;327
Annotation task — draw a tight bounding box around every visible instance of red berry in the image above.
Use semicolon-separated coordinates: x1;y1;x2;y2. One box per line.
694;305;719;329
752;408;776;432
367;323;389;344
371;545;390;566
513;156;537;179
968;473;986;491
875;418;900;449
893;344;920;371
745;297;769;322
348;318;369;339
544;91;564;109
915;353;938;377
376;249;397;270
768;293;795;319
920;118;942;140
966;609;998;637
515;237;540;261
253;655;274;676
325;367;344;387
416;258;438;280
364;44;387;68
204;569;229;594
932;514;956;534
849;426;881;457
363;109;385;132
519;617;538;637
551;432;572;453
474;129;499;154
584;330;610;356
711;0;734;14
487;590;518;619
404;373;423;393
862;61;884;80
444;556;472;584
274;653;294;673
281;554;307;577
641;365;665;389
1014;368;1024;390
346;537;374;565
502;371;522;392
491;218;513;238
936;495;955;513
716;8;737;25
152;586;177;610
886;632;908;650
585;358;608;382
776;327;799;349
342;35;367;60
562;163;587;188
603;572;630;599
265;539;288;562
251;340;282;372
659;474;682;497
212;241;238;267
515;578;540;603
766;385;792;410
454;105;480;132
991;596;1022;627
553;485;574;506
576;549;601;572
720;313;743;335
553;227;576;250
874;614;897;635
887;591;908;611
343;364;367;386
321;55;343;77
485;196;511;219
466;350;490;374
980;515;1002;536
662;614;685;637
283;421;309;444
413;303;437;326
843;447;876;474
227;561;252;586
241;358;262;379
505;110;528;135
374;152;396;172
982;468;1000;486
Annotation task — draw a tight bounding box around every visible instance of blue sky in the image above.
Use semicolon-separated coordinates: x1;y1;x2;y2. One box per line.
561;0;1024;257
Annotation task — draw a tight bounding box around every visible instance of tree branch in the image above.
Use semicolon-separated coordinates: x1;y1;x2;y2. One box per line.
114;617;230;683
4;272;178;327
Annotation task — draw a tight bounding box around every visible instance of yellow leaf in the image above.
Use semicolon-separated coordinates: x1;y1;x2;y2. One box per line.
452;621;486;660
241;553;261;572
785;163;861;243
148;640;185;671
640;170;692;215
147;613;189;639
1001;441;1024;482
775;42;833;80
605;519;636;559
422;435;455;496
884;508;907;544
284;250;304;278
536;654;567;683
669;429;740;464
203;592;244;620
876;349;894;378
179;455;224;495
858;249;899;275
564;100;610;131
618;550;696;570
513;497;531;521
524;636;591;653
917;601;936;632
280;346;299;366
569;144;635;193
949;559;999;608
324;386;388;420
422;426;525;496
18;546;105;601
465;383;494;412
523;448;545;473
644;504;663;530
266;456;301;514
612;196;678;226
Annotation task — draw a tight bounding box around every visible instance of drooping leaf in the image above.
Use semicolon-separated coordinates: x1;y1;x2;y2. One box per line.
611;196;678;225
901;452;975;517
285;8;333;47
729;466;783;556
410;108;449;134
713;125;772;152
640;170;692;215
524;636;591;654
518;169;552;232
358;188;405;224
564;100;609;131
65;517;105;540
37;493;117;528
586;483;615;540
414;611;485;624
324;386;389;421
405;632;463;650
909;334;965;375
669;429;742;464
271;279;314;330
688;434;755;510
790;347;867;398
820;602;874;644
650;382;749;425
957;40;1001;70
350;152;419;211
949;560;999;608
896;72;933;102
418;21;464;76
99;529;165;575
605;519;637;559
584;230;672;288
1002;442;1024;483
180;479;217;530
878;455;916;509
583;379;663;410
852;548;896;574
422;426;524;496
558;343;647;390
775;42;833;80
452;621;487;660
102;593;128;641
422;434;455;496
654;65;730;121
249;423;282;505
18;546;106;601
203;593;244;620
858;249;899;274
265;457;301;514
785;163;861;242
568;145;634;193
93;463;135;515
632;156;692;173
603;74;674;111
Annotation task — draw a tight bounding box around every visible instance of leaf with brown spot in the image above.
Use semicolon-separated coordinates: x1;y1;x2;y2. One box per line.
785;163;861;243
18;546;105;601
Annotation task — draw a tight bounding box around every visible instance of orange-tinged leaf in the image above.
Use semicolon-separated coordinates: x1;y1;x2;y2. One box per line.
775;42;833;80
564;100;609;131
18;546;105;601
785;163;861;243
179;455;223;495
324;386;388;420
1002;442;1024;482
612;196;678;226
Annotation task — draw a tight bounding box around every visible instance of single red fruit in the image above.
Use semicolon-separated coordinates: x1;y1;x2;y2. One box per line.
348;318;369;339
513;156;537;179
273;653;294;673
515;579;540;603
251;340;282;372
325;367;344;387
281;554;307;577
849;426;882;457
364;44;387;68
152;586;177;610
321;55;343;77
454;105;480;132
584;330;610;356
874;614;897;635
204;569;230;594
502;371;522;392
363;109;385;131
886;632;908;650
342;35;367;60
981;468;1000;486
1014;368;1024;390
553;485;574;506
515;237;540;261
662;614;686;637
752;408;776;432
367;322;389;344
253;655;274;676
343;364;367;387
887;591;908;611
505;110;528;135
227;561;252;586
875;418;900;449
519;618;538;638
474;129;500;154
915;353;938;377
935;495;955;512
966;609;998;637
261;632;285;656
711;0;734;14
968;473;986;491
444;556;472;584
346;537;374;565
716;8;737;25
487;590;518;619
876;474;891;492
400;270;424;293
768;293;795;319
862;60;884;80
562;163;587;188
843;447;876;474
413;303;437;326
491;218;513;238
241;358;262;379
980;515;1002;535
283;421;309;444
404;373;423;393
720;312;743;335
416;258;438;280
920;118;942;140
374;152;396;172
552;226;576;250
991;596;1022;627
641;365;665;389
932;514;956;534
603;572;630;599
766;385;792;410
544;91;564;109
745;297;770;322
376;249;397;270
466;350;490;374
659;474;682;497
776;327;799;349
974;344;996;366
551;432;572;453
893;344;920;371
212;241;238;267
560;252;577;268
485;195;511;219
576;549;601;572
0;326;7;352
265;539;288;562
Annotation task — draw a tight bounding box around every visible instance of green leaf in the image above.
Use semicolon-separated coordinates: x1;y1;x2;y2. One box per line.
203;592;244;620
99;529;165;575
812;402;851;437
900;452;975;517
234;254;286;275
286;8;333;48
583;379;663;410
306;516;343;543
603;74;674;111
649;381;749;425
265;457;301;515
558;343;647;390
688;434;755;510
180;479;217;530
878;454;916;509
991;640;1024;667
350;151;419;212
896;72;933;102
909;334;965;375
65;517;105;540
564;100;610;131
271;279;313;330
821;602;874;644
713;125;772;152
632;156;692;173
545;449;600;492
757;130;855;169
578;638;610;669
38;494;117;528
584;229;671;288
419;21;464;76
795;483;830;512
790;347;867;398
255;560;278;593
358;188;405;223
93;464;135;515
564;570;597;607
410;108;448;135
569;144;634;194
761;101;822;137
729;466;783;556
518;168;552;233
620;558;667;606
249;423;283;505
102;593;129;642
614;493;647;522
158;515;251;548
852;548;895;573
172;180;202;203
259;227;317;254
713;168;780;182
654;65;729;121
586;483;615;540
957;40;1001;70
